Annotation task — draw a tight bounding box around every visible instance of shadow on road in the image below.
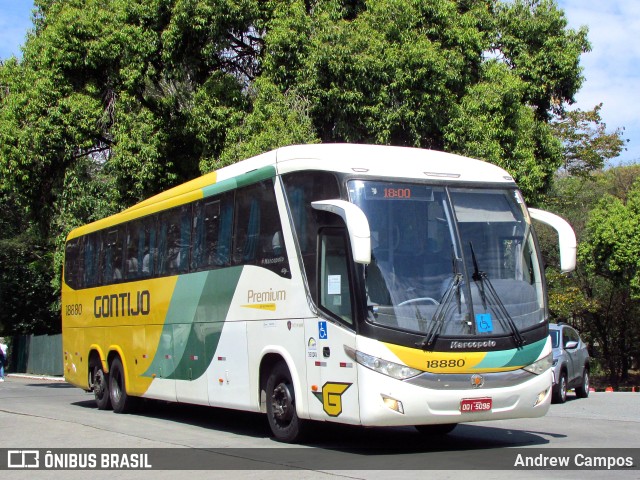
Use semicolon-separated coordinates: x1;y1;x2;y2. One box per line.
68;396;563;450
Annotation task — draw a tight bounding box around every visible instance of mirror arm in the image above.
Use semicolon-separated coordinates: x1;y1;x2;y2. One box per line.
311;200;371;264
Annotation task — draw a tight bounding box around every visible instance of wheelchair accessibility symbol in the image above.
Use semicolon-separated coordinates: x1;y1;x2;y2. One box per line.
475;313;494;333
318;321;328;340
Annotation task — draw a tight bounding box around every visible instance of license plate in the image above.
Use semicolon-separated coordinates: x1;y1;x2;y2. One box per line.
460;397;492;412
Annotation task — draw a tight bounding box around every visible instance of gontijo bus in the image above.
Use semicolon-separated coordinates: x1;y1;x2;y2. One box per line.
62;144;576;442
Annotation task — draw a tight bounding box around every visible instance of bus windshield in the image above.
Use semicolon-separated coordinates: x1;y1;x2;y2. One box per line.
348;181;545;340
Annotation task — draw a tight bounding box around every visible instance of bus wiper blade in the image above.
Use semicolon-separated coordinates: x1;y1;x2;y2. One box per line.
416;273;462;350
468;242;526;348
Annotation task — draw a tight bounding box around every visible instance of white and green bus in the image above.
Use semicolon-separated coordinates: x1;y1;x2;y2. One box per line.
62;144;576;442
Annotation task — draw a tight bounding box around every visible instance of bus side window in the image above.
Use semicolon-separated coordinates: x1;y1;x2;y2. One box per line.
158;205;191;275
192;198;221;271
64;237;83;289
233;180;291;278
99;227;125;284
318;229;354;326
282;171;341;301
126;216;157;280
84;232;99;287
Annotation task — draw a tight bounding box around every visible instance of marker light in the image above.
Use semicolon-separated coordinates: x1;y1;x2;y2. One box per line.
522;353;552;375
534;388;550;407
381;394;405;414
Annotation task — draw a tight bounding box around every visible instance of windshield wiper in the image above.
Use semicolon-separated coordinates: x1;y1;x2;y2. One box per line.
416;250;464;350
415;273;462;350
469;242;526;347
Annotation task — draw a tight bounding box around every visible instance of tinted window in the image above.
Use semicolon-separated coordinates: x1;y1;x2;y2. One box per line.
125;216;157;280
283;171;341;294
65;178;292;287
319;230;354;325
64;237;83;289
99;227;125;284
191;193;234;271
233;180;290;278
157;205;191;276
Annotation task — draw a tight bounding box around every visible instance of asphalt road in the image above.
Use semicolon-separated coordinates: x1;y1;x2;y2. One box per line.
0;375;638;479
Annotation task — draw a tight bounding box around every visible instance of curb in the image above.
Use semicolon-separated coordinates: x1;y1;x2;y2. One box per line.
6;373;67;382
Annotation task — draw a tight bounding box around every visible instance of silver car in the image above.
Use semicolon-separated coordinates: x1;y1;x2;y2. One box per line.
549;323;590;403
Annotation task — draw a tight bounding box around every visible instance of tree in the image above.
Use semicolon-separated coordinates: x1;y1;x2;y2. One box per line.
542;168;640;386
578;180;640;384
551;104;627;177
0;0;593;334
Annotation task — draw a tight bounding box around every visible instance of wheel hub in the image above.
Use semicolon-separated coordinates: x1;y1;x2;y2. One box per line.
94;370;106;397
271;383;293;422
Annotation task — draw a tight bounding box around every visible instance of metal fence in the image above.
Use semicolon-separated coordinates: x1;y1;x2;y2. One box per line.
8;334;63;376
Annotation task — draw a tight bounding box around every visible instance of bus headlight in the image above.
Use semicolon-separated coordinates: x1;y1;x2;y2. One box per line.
522;353;552;375
345;347;422;380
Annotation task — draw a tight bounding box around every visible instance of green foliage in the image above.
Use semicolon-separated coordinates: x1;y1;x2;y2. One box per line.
443;60;562;203
493;0;590;120
542;167;640;385
0;0;598;336
580;180;640;296
0;193;59;335
203;78;319;171
551;104;628;177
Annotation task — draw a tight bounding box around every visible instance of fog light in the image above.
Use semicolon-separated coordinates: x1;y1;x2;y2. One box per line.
381;394;404;414
533;388;549;407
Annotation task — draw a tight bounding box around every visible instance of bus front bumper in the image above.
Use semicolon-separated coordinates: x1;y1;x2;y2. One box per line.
356;364;553;427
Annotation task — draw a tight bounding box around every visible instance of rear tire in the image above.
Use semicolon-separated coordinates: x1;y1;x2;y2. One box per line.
415;424;457;436
266;362;305;443
575;369;590;398
109;357;137;413
92;363;111;410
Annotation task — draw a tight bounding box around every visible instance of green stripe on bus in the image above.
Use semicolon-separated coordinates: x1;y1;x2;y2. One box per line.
472;338;546;370
504;338;546;368
202;166;276;199
143;267;243;380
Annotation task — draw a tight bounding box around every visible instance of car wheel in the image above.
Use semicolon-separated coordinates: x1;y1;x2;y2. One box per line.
553;372;568;404
575;369;590;398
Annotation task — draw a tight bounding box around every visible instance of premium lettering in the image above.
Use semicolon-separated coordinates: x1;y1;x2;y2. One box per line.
247;288;286;303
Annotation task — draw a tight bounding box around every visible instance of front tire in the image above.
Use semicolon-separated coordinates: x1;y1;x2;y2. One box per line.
266;362;305;443
575;369;590;398
109;357;137;414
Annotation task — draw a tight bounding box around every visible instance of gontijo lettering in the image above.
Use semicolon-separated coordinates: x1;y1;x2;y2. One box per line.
94;290;150;318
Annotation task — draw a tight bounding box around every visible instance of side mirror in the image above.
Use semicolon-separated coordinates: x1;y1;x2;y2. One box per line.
311;200;371;264
528;208;577;273
565;340;579;350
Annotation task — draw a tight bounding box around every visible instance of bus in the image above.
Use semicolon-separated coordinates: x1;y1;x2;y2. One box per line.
62;143;576;442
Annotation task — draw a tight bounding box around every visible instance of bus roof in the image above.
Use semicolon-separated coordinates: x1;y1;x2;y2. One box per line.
67;144;515;240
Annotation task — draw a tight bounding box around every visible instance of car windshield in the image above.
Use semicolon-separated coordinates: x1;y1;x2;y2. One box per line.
349;181;545;339
550;330;560;348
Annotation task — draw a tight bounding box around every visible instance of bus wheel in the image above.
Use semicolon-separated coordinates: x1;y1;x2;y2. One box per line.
266;362;305;443
415;424;457;436
92;364;111;410
109;357;137;414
